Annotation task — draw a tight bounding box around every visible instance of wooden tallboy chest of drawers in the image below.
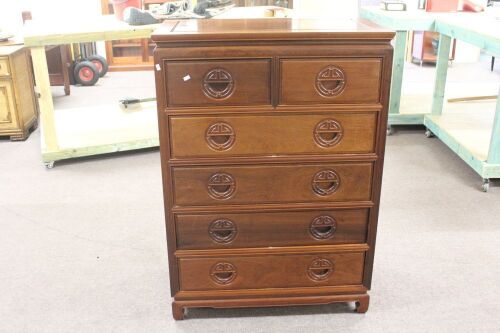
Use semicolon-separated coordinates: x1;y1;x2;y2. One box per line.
152;19;394;320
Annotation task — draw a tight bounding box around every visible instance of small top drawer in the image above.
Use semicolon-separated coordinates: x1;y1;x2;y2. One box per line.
280;58;382;105
0;58;10;77
164;59;271;107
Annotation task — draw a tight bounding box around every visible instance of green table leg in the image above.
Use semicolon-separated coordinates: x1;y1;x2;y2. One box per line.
389;31;408;116
431;34;452;116
487;91;500;164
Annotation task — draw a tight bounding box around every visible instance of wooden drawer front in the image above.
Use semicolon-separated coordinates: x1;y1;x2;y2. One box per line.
0;80;17;128
172;163;372;206
165;59;271;107
0;58;10;77
169;112;377;158
178;251;365;291
280;58;381;105
176;209;369;249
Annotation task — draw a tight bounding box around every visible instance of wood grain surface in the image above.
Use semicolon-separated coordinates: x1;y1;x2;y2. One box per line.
153;18;394;318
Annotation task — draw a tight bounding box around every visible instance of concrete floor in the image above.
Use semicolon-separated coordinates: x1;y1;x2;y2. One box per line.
1;59;499;332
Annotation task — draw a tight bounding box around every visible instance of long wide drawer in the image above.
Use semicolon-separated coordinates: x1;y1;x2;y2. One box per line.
169;112;378;158
176;209;369;249
164;59;271;107
178;251;365;291
172;163;373;206
280;58;382;105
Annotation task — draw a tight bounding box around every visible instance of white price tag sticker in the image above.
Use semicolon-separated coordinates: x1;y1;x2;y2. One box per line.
183;74;191;81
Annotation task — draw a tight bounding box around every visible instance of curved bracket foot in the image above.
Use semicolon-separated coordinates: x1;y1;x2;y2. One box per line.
172;302;185;320
355;294;370;313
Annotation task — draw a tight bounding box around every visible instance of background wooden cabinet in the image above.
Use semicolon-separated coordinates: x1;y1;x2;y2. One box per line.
411;31;456;65
0;45;38;140
0;81;18;130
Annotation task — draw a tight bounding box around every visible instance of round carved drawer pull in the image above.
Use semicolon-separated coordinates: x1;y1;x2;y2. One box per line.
315;66;346;98
310;215;337;240
307;258;334;281
206;122;235;151
203;68;234;99
209;219;237;243
312;170;340;196
207;172;236;200
210;262;237;285
314;119;343;148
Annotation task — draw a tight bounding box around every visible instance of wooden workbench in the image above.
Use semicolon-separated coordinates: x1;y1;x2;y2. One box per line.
23;8;291;168
23;15;160;168
360;7;500;190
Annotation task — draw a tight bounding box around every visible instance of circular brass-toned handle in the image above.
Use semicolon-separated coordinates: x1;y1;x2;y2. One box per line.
203;68;234;99
312;170;340;196
210;262;237;285
314;119;343;148
207;172;236;200
307;258;334;281
209;219;237;243
310;215;337;240
205;122;235;151
315;65;346;98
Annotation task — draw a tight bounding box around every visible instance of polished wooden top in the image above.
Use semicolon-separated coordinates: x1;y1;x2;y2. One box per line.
152;18;395;43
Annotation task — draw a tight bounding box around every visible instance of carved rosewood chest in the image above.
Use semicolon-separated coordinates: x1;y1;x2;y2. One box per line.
152;19;394;320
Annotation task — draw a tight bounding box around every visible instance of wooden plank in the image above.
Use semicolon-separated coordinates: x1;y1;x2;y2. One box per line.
41;102;159;162
389;113;425;125
424;115;487;178
425;105;500;179
448;95;497;103
23;15;161;47
431;34;451;116
359;7;436;31
31;46;59;151
435;16;500;57
487;93;500;164
42;138;159;162
425;115;500;179
483;163;500;179
389;31;407;115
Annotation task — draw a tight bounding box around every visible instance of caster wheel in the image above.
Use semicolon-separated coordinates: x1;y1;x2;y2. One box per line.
425;129;434;138
387;126;394;136
44;161;55;169
482;179;490;192
74;61;99;86
85;55;108;77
